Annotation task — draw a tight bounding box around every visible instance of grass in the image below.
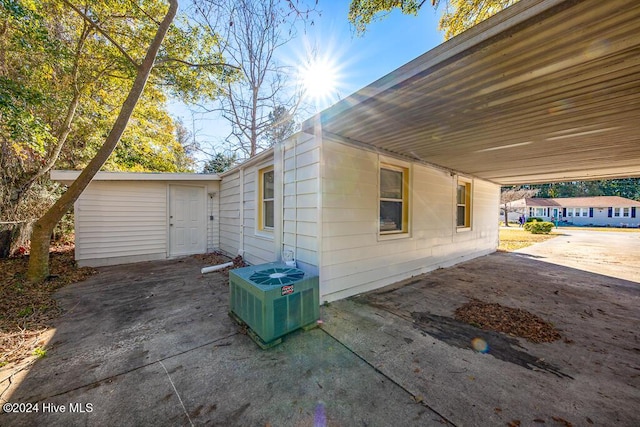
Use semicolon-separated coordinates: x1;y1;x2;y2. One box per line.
498;227;560;252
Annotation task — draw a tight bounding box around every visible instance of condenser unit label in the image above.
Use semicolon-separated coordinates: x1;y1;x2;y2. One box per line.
281;285;294;296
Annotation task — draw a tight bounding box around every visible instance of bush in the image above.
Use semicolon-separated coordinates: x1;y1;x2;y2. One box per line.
526;217;544;223
524;221;554;234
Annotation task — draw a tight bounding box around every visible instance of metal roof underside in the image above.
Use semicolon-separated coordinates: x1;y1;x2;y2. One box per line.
307;0;640;185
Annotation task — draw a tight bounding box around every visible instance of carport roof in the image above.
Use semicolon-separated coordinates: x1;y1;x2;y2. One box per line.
303;0;640;185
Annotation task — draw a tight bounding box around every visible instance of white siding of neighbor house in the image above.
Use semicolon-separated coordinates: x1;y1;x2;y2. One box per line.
74;180;219;267
319;138;499;302
527;206;640;228
282;132;320;276
219;155;278;266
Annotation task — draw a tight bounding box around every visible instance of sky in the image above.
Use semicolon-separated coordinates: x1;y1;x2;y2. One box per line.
170;1;447;167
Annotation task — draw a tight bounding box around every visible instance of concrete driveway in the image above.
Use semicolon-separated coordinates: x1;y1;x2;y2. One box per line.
2;230;639;426
515;227;640;283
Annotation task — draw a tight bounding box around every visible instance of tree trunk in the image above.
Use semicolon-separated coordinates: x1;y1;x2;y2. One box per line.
503;204;509;227
0;221;33;258
27;0;178;282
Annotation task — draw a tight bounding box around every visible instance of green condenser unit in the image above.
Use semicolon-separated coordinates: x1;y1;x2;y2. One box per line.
229;262;319;348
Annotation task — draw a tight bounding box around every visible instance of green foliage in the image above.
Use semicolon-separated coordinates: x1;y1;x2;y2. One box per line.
1;0;226;226
526;217;544;223
348;0;425;35
33;347;47;358
524;221;554;234
439;0;518;40
522;179;640;201
18;306;33;317
264;105;297;145
347;0;518;40
203;152;238;174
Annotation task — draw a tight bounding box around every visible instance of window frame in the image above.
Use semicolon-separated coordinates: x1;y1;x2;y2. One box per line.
456;177;472;230
378;163;410;237
257;165;275;232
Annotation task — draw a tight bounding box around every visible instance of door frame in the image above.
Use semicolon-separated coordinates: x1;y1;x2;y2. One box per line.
168;184;207;257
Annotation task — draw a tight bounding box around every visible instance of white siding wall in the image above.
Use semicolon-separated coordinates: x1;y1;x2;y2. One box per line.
219;158;278;265
242;160;277;265
282;132;320;275
205;183;220;252
219;171;241;256
319;139;499;302
75;180;220;267
75;181;167;266
598;209;640;227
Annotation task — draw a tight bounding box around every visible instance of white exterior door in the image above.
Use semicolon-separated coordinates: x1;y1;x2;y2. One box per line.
169;185;205;257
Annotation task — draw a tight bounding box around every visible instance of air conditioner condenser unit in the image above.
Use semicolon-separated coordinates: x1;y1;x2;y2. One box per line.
229;262;319;348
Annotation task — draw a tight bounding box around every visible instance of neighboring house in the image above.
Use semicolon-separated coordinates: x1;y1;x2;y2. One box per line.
51;171;221;267
507;197;640;227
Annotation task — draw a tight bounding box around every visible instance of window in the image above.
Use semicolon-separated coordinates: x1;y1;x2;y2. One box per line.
379;165;408;234
613;208;621;217
535;208;546;217
258;166;274;230
623;207;630;217
456;178;471;228
567;208;574;217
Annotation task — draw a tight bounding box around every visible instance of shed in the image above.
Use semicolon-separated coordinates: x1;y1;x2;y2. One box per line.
51;171;221;267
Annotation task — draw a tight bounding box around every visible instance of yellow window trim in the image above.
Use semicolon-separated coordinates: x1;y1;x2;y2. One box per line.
379;163;410;235
457;178;472;229
258;165;274;231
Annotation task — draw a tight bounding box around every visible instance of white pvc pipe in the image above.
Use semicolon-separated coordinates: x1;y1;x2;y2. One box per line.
201;261;234;274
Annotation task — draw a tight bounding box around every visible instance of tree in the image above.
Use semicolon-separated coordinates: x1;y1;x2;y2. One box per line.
172;117;199;172
1;0;224;256
26;0;180;281
203;152;238;174
192;0;308;158
348;0;518;39
527;179;640;201
264;105;297;146
500;186;538;226
439;0;518;40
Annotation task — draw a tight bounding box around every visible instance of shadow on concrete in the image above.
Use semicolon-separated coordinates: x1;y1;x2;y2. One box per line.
321;251;639;426
1;257;449;426
2;251;639;426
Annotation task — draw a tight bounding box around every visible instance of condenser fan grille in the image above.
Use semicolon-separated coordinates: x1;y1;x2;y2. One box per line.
249;268;305;286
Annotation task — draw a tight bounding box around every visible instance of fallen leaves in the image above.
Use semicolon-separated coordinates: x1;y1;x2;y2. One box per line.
454;299;562;343
1;246;96;368
193;253;246;276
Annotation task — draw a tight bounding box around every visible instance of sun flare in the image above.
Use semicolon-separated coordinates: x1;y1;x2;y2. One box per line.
298;56;340;107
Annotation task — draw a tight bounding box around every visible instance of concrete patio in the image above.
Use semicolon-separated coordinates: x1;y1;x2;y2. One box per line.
2;230;639;426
